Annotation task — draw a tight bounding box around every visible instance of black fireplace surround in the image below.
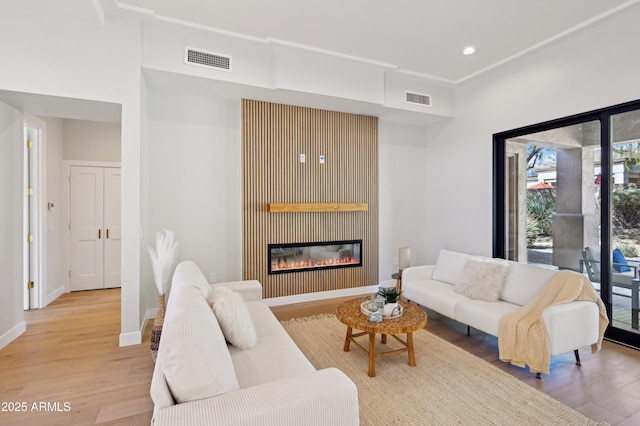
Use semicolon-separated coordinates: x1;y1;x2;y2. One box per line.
268;240;362;274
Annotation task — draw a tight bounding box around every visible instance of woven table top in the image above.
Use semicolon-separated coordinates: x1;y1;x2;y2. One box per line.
336;297;427;334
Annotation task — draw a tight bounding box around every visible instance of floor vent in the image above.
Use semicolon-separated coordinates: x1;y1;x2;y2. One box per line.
185;47;231;72
405;91;431;107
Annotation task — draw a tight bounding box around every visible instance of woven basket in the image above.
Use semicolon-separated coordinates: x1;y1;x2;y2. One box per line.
150;294;166;362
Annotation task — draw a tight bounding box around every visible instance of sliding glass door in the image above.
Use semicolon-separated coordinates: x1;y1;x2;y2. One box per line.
608;110;640;335
494;100;640;348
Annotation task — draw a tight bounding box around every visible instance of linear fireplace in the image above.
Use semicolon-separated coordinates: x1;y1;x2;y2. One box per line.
268;240;362;274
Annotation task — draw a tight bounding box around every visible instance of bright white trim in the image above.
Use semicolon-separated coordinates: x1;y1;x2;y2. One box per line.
42;285;64;308
119;331;142;347
63;160;121;168
114;1;154;17
122;307;158;348
0;321;26;351
156;15;266;44
146;307;158;320
24;116;46;310
267;38;397;70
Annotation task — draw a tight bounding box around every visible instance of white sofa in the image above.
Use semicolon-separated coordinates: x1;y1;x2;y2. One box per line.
150;260;359;425
402;249;603;375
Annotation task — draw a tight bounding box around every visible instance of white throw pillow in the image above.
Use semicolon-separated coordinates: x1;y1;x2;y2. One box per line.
432;249;472;285
454;257;508;302
160;286;240;403
210;286;258;350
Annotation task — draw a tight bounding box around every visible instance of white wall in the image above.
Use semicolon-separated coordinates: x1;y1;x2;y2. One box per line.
0;101;26;349
423;5;640;263
146;90;242;287
379;121;431;281
63;119;121;162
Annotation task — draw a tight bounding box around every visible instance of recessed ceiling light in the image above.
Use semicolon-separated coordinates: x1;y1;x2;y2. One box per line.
463;46;476;55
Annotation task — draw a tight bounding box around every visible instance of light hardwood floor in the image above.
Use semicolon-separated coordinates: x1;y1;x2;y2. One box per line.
1;289;640;425
0;289;154;425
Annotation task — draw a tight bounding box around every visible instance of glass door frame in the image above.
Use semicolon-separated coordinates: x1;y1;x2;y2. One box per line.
493;98;640;348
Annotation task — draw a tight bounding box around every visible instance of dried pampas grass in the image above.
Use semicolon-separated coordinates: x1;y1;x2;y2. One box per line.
148;229;179;295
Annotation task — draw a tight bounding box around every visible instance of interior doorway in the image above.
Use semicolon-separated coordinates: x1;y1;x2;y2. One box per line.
70;165;122;291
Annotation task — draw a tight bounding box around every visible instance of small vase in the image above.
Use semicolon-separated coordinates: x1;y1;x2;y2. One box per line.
384;302;399;317
150;294;166;362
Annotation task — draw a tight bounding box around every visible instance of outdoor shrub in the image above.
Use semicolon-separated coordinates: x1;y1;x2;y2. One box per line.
616;242;639;258
612;189;640;228
527;193;555;235
526;213;540;247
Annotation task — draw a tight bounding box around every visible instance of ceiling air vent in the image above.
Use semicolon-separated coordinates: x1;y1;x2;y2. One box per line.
405;91;431;107
185;47;232;72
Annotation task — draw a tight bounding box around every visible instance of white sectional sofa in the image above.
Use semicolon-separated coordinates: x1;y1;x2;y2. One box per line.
150;260;359;425
402;249;606;376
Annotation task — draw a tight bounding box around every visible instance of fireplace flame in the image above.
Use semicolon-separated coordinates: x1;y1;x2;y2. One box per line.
272;257;358;271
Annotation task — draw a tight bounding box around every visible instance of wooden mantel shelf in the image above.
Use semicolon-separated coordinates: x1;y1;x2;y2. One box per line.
267;203;368;213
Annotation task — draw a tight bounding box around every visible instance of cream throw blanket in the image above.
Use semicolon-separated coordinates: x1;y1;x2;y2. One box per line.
498;270;608;375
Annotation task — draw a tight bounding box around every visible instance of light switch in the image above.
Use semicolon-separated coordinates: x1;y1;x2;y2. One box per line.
300;153;306;163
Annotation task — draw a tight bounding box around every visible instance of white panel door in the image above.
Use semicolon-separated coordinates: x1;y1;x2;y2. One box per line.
70;166;104;291
103;168;121;288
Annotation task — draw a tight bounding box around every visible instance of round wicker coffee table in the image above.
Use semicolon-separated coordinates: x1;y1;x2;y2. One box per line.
335;297;427;377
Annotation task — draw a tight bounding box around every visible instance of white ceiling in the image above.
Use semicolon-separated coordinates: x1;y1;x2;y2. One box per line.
3;0;639;125
105;0;639;83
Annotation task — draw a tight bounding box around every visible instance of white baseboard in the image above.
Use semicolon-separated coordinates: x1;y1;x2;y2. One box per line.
146;307;158;320
119;308;158;348
0;321;26;351
42;286;65;308
264;284;383;307
119;331;142;347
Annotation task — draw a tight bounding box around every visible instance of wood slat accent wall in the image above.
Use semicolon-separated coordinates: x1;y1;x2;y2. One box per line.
242;99;379;298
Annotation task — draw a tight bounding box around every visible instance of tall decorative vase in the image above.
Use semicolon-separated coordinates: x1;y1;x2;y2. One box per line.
150;294;166;362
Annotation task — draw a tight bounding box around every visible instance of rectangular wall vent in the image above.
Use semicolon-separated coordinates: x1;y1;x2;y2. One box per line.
405;91;431;107
185;47;232;72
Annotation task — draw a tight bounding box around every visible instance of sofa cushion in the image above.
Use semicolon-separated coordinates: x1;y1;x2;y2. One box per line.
210;285;258;350
228;301;316;388
160;286;240;403
432;249;472;285
171;260;212;301
454;299;521;336
403;279;469;318
455;257;508;302
500;262;557;306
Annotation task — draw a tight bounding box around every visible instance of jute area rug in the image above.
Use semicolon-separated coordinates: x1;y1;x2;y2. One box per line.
281;314;605;426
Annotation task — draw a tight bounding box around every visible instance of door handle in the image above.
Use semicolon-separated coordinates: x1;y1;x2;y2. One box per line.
106;229;109;239
98;229;101;239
